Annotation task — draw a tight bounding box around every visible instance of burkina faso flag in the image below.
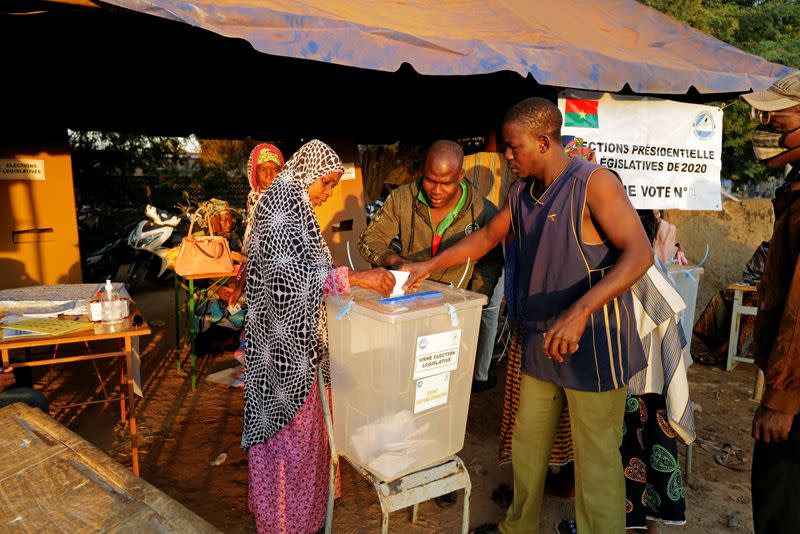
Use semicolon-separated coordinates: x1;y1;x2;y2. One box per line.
564;98;599;128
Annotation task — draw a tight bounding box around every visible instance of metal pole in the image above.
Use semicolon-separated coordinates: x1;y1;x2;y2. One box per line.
319;364;338;534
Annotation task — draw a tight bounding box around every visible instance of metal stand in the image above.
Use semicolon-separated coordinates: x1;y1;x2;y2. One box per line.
318;366;471;534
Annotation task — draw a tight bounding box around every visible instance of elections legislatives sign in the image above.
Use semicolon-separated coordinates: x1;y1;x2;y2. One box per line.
559;90;722;211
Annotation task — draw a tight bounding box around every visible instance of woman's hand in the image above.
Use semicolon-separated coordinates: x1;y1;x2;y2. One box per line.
349;268;395;297
399;260;433;291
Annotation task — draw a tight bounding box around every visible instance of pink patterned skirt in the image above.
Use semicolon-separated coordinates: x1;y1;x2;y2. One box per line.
248;378;338;534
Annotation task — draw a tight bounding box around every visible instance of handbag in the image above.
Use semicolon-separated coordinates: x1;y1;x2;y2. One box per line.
174;207;235;277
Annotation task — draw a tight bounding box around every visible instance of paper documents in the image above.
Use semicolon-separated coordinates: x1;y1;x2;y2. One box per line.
3;318;94;338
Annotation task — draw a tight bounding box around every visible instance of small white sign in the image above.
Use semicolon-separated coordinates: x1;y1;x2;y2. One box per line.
414;372;450;413
414;329;461;379
0;159;45;181
341;162;357;181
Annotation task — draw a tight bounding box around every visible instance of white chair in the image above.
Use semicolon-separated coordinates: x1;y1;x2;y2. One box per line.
724;283;764;400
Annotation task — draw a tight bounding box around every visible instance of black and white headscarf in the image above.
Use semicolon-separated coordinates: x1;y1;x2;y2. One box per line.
242;139;343;449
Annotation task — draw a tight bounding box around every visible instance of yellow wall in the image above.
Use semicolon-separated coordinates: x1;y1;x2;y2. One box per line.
0;137;82;289
314;142;369;271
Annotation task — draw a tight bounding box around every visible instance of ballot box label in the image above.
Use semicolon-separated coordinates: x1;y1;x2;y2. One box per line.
414;329;461;379
414;372;450;413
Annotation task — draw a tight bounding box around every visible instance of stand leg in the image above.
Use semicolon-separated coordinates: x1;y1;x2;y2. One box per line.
119;360;127;423
175;276;182;372
726;291;744;371
381;510;389;534
124;336;139;476
685;443;693;480
319;366;338;534
188;278;196;390
461;462;471;534
753;368;765;402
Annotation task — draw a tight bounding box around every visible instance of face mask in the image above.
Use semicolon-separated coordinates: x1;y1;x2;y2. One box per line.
752;125;800;162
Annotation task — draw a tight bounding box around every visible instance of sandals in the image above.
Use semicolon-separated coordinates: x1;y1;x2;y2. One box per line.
699;439;750;471
714;444;749;471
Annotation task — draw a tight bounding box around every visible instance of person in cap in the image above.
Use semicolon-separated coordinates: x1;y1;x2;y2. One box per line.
740;71;800;534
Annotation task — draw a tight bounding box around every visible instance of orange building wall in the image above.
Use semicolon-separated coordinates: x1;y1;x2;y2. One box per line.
314;142;369;271
0;138;82;289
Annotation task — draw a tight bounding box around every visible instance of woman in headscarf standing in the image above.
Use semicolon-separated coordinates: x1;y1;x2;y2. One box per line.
226;144;286;381
243;139;394;534
244;143;285;249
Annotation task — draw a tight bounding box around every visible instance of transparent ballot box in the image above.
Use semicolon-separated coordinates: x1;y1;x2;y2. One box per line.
325;280;487;481
667;265;704;344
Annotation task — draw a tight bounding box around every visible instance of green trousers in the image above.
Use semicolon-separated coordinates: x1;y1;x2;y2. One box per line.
499;374;627;534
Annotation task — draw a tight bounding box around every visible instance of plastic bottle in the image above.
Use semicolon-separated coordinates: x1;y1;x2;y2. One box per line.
101;279;123;325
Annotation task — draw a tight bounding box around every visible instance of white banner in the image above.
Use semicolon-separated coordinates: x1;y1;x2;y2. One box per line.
559;90;722;210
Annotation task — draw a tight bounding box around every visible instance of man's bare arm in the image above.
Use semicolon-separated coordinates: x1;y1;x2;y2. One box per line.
402;203;512;289
543;170;653;360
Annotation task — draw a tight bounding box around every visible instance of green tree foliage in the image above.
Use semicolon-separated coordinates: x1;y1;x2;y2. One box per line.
194;138;262;207
69;130;186;177
642;0;800;183
68;130;190;207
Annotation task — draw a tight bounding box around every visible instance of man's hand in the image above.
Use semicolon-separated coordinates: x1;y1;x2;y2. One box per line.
400;260;433;291
385;254;411;271
542;306;590;363
0;368;16;393
752;405;794;443
349;268;396;297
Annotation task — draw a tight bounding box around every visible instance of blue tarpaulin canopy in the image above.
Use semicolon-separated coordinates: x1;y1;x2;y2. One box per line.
105;0;790;94
1;0;792;140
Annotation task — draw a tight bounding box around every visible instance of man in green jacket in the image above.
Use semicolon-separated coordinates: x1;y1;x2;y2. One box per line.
358;140;504;388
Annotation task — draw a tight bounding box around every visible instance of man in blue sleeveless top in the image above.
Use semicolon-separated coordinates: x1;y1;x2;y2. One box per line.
403;97;652;533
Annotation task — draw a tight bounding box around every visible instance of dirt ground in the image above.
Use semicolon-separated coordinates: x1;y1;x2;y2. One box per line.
23;272;759;534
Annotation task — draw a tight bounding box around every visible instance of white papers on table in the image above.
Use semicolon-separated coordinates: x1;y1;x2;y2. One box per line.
0;300;87;317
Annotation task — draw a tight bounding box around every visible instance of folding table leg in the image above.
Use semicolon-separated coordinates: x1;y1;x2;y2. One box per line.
188;278;197;390
175;276;182;372
119;360;127;423
124;336;139;476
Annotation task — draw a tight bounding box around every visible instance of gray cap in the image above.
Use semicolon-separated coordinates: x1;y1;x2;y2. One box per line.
740;71;800;111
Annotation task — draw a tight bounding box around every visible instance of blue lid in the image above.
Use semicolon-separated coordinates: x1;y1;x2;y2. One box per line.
376;291;443;305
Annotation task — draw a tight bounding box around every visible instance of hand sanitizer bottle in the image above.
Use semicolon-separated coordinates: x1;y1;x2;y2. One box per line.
101;279;123;325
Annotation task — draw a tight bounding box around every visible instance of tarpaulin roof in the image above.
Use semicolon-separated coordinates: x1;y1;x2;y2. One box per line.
0;0;792;141
103;0;791;95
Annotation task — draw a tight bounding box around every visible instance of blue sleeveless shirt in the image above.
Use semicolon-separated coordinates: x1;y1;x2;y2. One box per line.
508;156;646;392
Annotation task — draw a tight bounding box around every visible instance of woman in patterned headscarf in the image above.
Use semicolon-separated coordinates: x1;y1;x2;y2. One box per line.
243;139;395;534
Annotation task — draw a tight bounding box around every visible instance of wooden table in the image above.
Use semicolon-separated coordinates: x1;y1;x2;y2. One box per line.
0;313;151;476
0;402;219;533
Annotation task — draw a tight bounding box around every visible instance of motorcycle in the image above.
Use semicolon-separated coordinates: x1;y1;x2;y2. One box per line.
78;202;139;282
125;191;194;294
